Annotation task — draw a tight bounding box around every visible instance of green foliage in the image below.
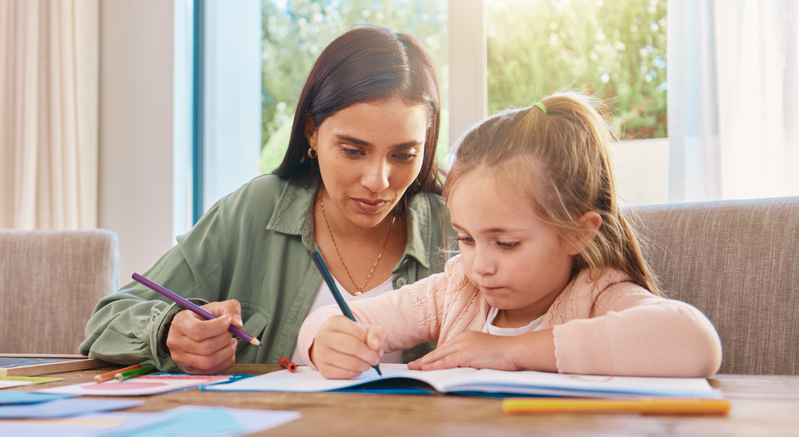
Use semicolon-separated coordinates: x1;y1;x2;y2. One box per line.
486;0;667;139
259;116;292;175
260;0;668;175
260;0;449;174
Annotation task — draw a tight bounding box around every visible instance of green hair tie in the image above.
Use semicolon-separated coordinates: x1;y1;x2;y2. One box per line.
533;102;547;114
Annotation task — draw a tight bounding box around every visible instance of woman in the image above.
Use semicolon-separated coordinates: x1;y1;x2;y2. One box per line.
80;26;454;374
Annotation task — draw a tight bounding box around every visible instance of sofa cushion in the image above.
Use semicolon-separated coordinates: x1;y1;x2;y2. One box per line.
630;196;799;375
0;229;118;354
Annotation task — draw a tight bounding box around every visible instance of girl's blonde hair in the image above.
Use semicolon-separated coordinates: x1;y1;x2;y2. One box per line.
445;92;661;295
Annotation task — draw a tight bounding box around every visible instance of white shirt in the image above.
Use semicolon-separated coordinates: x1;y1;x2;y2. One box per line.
482;306;544;336
290;274;400;365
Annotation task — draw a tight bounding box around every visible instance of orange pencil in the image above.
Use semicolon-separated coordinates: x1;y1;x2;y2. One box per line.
503;397;731;416
94;364;142;383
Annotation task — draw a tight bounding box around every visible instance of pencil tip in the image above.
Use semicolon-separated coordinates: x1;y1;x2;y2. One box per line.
250;338;262;346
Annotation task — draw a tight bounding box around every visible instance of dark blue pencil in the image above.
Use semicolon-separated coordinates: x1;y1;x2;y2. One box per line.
311;250;382;376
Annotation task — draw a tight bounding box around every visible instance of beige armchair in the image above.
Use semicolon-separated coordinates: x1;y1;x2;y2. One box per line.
632;196;799;375
0;229;118;354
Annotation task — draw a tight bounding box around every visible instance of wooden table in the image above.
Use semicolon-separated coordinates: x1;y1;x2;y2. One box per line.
7;364;799;436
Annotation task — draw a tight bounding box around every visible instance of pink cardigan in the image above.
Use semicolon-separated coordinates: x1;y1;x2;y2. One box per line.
298;256;722;377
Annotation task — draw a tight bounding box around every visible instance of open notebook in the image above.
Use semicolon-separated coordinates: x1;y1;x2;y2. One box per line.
203;364;722;398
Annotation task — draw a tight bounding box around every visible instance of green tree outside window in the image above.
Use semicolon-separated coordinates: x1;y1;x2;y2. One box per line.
487;0;667;139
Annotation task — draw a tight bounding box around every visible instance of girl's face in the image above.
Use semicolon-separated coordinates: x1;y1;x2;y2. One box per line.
307;97;428;230
448;169;578;325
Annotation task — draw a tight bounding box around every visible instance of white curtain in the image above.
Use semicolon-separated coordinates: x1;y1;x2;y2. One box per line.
0;0;98;229
668;0;799;202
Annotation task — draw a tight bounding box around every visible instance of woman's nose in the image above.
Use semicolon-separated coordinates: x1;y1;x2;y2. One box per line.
361;160;390;192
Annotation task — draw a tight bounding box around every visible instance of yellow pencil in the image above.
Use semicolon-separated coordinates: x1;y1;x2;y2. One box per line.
502;397;731;416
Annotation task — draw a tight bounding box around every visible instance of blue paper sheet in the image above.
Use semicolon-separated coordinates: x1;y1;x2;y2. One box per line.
0;398;143;418
0;391;76;405
104;406;300;437
0;411;175;437
108;407;245;437
0;405;299;437
0;422;107;437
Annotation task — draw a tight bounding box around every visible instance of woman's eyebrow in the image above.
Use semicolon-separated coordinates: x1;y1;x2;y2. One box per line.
335;134;370;146
390;141;423;149
334;134;422;149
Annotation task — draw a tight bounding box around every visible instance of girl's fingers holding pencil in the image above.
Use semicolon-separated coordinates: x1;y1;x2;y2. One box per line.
311;339;377;379
311;316;384;379
313;358;371;380
326;317;386;353
365;326;386;353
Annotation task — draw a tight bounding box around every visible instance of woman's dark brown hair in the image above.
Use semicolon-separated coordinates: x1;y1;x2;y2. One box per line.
273;26;444;215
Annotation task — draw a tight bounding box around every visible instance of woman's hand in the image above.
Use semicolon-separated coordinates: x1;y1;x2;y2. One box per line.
309;315;386;379
408;329;557;372
166;300;243;374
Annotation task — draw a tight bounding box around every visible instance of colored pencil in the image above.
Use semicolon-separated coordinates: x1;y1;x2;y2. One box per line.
132;273;262;346
502;397;731;416
310;250;382;376
115;364;156;381
94;364;142;383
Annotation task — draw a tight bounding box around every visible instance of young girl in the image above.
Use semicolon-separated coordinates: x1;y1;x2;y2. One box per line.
297;93;722;380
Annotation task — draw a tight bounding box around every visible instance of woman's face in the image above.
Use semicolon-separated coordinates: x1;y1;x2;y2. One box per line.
307;96;429;230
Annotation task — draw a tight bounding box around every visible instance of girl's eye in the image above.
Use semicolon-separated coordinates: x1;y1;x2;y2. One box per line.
455;236;474;245
497;241;520;248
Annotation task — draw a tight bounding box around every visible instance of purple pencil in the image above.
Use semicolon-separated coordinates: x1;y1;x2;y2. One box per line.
132;273;262;347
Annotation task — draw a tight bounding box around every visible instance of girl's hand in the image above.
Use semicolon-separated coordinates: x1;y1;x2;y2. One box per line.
309;315;386;379
166;300;243;374
408;329;557;372
408;331;519;371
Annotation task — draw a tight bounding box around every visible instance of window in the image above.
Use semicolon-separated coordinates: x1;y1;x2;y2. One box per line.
486;0;668;205
259;0;450;174
191;0;262;223
198;0;795;218
200;1;668;211
487;0;667;139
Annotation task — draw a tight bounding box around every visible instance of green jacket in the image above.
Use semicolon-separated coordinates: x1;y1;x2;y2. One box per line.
80;174;454;372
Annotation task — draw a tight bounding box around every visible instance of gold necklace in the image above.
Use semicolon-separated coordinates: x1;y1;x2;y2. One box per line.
320;199;390;296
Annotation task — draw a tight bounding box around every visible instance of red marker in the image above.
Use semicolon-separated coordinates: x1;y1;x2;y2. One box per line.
278;357;297;372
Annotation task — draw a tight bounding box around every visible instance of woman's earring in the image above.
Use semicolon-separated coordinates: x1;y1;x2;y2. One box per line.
307;148;317;159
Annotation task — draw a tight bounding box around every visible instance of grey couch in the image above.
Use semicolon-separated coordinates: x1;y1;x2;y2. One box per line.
0;229;118;354
632;196;799;375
